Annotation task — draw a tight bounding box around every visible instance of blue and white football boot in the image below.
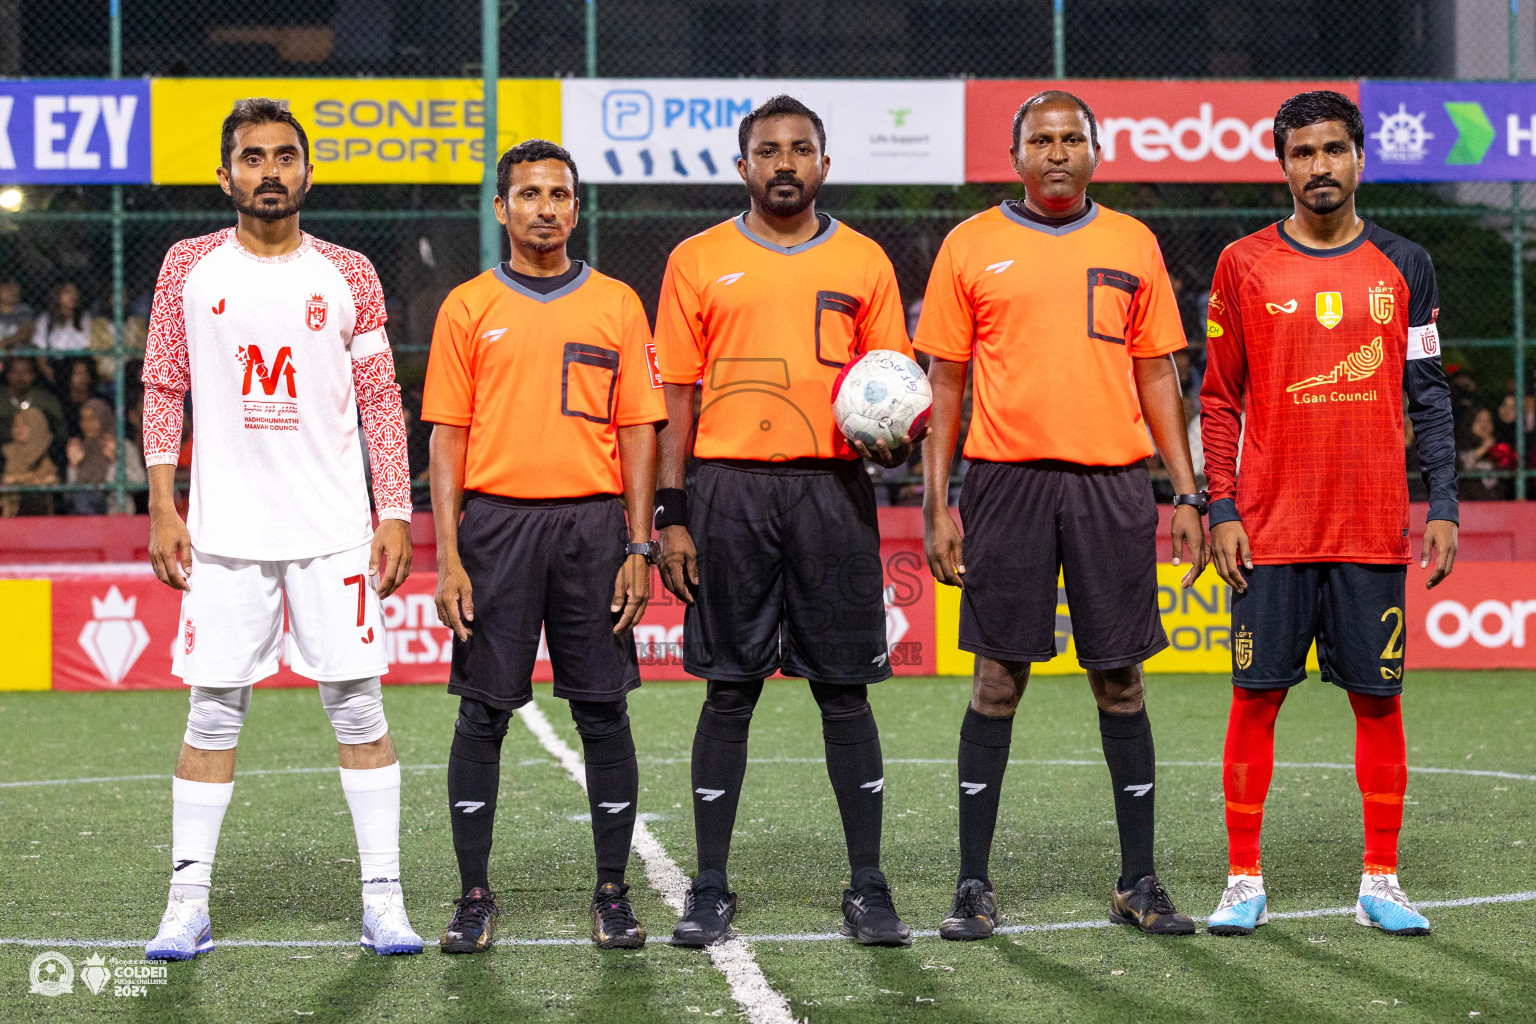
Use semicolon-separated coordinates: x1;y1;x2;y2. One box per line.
1207;876;1268;936
145;890;214;961
360;885;425;955
1355;874;1431;936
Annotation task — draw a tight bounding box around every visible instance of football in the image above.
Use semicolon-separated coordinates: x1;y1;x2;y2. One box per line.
832;349;933;449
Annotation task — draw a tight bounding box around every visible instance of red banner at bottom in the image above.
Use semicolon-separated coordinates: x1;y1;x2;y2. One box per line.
49;540;936;691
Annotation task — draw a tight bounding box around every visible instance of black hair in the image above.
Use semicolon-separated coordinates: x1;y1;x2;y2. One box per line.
737;95;827;159
221;98;310;168
497;138;580;199
1012;89;1099;150
1272;90;1364;162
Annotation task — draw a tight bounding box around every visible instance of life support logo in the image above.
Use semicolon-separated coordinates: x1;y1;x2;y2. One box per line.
1425;598;1536;649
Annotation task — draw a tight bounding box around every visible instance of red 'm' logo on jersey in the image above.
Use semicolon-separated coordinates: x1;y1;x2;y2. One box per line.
238;345;298;398
305;293;328;331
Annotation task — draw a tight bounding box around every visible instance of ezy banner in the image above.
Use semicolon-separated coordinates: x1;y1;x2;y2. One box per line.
0;79;151;184
1360;81;1536;182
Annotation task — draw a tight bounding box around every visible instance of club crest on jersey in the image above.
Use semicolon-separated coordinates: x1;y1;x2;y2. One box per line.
305;293;328;331
1369;283;1395;325
183;619;195;655
1235;625;1253;670
1315;291;1343;329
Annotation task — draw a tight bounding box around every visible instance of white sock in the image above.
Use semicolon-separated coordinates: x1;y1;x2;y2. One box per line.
170;777;233;904
1228;873;1264;890
339;763;401;889
1361;871;1400;891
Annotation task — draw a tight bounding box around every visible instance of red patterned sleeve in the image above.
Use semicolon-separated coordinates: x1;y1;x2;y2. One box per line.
1198;245;1248;525
353;349;412;523
141;239;200;467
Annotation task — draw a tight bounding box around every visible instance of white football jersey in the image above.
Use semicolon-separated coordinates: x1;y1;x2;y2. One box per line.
143;228;409;562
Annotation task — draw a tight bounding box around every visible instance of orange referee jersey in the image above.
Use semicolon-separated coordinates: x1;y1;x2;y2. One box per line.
654;214;913;461
422;263;666;499
914;200;1186;467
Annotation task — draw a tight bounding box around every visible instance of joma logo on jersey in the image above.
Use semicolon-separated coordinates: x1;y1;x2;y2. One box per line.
238;345;297;398
1369;283;1395;325
1315;291;1344;329
305;293;328;331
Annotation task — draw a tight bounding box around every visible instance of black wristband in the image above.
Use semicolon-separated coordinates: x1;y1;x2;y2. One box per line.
654;488;689;529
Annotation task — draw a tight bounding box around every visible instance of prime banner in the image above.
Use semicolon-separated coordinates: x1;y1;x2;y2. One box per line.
560;78;966;184
965;79;1359;183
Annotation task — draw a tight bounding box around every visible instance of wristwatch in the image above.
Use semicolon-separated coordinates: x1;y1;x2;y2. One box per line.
625;540;660;564
1172;490;1210;515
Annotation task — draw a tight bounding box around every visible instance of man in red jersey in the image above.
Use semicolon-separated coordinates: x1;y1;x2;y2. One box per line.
1200;91;1458;938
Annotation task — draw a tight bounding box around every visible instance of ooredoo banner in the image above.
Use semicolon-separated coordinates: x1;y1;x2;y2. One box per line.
561;78;966;184
964;79;1358;183
1409;562;1536;669
43;543;935;691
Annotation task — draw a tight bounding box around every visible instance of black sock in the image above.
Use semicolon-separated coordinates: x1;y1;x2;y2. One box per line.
957;706;1015;885
691;681;761;878
447;699;512;896
571;700;639;889
814;683;884;878
1099;706;1157;889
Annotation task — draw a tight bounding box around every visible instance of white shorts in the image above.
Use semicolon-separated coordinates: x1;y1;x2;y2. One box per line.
173;543;389;687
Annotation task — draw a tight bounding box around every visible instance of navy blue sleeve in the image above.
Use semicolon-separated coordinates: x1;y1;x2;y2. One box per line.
1373;226;1457;524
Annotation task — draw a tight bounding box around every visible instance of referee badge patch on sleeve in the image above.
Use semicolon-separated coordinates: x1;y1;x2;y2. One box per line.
645;343;663;388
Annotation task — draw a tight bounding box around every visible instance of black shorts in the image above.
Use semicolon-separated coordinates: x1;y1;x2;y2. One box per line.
957;459;1167;670
683;459;890;685
447;492;640;710
1231;562;1407;697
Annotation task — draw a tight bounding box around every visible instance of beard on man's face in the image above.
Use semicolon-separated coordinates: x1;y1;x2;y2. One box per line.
232;179;305;222
751;170;822;217
1299;176;1349;215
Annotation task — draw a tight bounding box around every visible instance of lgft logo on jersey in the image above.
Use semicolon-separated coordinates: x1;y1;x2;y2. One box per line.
237;345;300;431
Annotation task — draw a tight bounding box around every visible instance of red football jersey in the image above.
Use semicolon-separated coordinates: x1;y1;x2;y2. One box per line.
1199;220;1457;564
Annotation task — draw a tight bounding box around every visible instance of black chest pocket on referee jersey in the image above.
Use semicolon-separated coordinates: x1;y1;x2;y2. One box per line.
814;290;862;368
561;342;620;425
1086;268;1140;345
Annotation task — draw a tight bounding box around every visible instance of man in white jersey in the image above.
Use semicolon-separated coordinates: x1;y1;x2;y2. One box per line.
142;99;422;959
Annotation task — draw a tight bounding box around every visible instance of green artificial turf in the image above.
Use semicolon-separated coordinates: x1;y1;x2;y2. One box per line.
0;673;1531;1022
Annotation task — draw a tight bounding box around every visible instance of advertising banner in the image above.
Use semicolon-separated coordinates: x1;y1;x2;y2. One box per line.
0;79;152;184
561;78;966;184
1409;562;1536;668
150;78;561;184
965;79;1358;183
42;543;935;691
1360;81;1536;182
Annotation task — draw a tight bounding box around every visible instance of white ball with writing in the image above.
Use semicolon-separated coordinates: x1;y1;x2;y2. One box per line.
832;350;932;449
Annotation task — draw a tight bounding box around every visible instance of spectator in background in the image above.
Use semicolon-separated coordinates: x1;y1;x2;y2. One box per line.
1458;406;1513;500
2;406;57;516
33;282;92;380
0;280;34;350
2;357;64;446
65;397;141;514
59;358;107;437
1447;365;1480;439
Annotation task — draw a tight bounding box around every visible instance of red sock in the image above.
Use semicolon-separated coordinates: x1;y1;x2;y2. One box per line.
1223;686;1286;875
1350;691;1407;875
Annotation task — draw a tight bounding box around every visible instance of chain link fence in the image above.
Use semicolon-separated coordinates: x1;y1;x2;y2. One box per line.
3;0;1532;514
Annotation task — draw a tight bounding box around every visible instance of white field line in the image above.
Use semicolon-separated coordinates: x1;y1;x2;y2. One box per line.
3;758;1533;791
517;700;797;1024
4;890;1533;951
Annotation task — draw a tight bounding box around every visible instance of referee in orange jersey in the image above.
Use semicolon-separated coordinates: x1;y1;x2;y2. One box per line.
423;140;665;952
653;96;916;947
916;91;1209;939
